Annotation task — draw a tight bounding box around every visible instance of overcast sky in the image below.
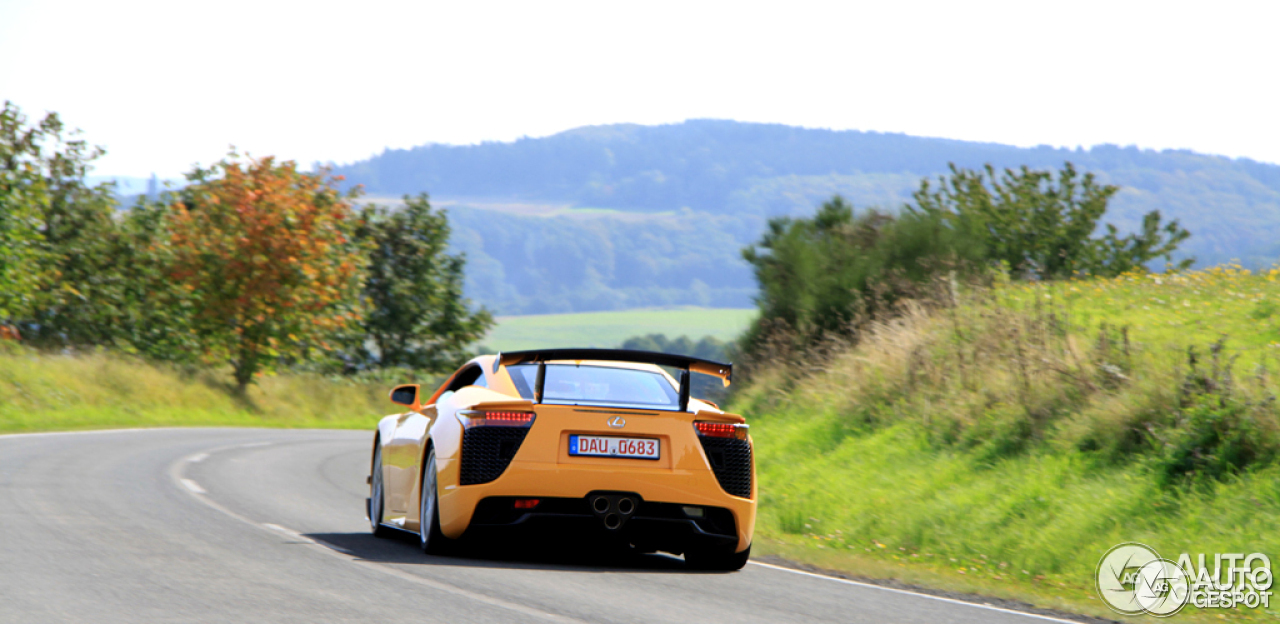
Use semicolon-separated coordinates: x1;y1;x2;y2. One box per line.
2;0;1277;177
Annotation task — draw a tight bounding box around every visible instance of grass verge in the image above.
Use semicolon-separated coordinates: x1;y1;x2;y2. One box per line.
735;267;1280;622
0;347;396;433
749;421;1280;622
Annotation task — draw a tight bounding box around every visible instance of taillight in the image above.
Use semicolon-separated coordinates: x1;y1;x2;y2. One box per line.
513;498;540;509
458;410;535;429
694;421;749;440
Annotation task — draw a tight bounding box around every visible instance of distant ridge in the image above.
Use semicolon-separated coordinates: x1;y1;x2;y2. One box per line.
333;120;1280;314
336;119;1279;210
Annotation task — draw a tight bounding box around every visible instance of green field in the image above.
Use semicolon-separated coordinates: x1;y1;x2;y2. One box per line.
479;307;756;352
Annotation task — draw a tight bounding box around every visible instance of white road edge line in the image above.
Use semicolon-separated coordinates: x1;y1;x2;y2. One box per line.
749;562;1082;623
188;453;210;463
170;448;589;624
239;442;272;448
262;523;313;543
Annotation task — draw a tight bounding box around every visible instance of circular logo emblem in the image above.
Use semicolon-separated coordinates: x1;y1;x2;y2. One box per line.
1096;542;1189;617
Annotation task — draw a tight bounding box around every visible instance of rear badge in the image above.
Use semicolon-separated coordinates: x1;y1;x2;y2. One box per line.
607;416;626;429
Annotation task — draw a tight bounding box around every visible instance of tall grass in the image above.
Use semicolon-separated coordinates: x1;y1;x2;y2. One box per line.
735;266;1280;620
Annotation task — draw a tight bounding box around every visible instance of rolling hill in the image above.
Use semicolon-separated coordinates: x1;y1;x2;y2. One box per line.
333;120;1280;314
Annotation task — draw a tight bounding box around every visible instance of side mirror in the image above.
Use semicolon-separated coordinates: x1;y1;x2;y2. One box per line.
389;384;421;410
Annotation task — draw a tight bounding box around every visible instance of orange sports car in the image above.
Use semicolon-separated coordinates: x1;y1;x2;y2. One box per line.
366;348;755;570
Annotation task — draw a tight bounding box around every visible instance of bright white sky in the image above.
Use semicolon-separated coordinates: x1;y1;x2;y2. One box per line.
2;0;1277;177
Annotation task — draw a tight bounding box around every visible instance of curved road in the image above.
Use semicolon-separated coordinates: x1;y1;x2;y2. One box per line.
0;429;1081;623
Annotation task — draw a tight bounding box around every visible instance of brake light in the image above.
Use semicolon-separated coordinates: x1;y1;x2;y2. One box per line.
459;410;535;429
694;421;749;440
513;498;540;509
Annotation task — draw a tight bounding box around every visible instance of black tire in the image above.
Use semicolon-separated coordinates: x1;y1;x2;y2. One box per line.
369;444;393;538
685;544;751;571
418;448;453;555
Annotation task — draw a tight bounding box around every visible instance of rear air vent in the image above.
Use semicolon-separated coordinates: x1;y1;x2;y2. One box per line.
696;436;753;498
460;426;531;485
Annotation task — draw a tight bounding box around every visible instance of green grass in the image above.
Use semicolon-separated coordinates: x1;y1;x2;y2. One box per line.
734;267;1280;622
0;346;394;433
750;418;1280;622
480;307;756;352
1000;265;1280;370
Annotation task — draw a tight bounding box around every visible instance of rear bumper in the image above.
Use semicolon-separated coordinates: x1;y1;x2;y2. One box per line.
466;496;739;554
437;460;756;552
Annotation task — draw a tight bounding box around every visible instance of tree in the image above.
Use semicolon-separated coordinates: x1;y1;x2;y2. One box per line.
0;101;188;352
15;108;130;347
742;196;986;350
0;101;53;322
167;154;367;391
740;163;1195;359
105;196;201;362
1093;209;1193;276
912;162;1191;279
351;194;492;371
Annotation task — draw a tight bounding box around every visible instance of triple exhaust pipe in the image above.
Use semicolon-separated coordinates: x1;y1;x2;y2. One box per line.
588;493;639;530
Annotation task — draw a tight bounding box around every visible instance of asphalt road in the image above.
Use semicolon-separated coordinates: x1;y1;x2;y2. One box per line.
0;428;1081;623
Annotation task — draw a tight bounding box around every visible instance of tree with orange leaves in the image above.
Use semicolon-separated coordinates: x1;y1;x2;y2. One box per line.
167;154;367;392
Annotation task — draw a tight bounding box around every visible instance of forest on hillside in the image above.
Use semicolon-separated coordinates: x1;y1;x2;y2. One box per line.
336;120;1280;314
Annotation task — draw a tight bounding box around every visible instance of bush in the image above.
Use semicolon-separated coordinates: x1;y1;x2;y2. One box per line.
740;196;986;354
913;162;1192;279
1148;341;1280;485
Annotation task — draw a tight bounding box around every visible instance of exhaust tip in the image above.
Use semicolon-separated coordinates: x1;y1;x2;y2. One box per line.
603;513;622;530
617;498;635;515
591;496;610;513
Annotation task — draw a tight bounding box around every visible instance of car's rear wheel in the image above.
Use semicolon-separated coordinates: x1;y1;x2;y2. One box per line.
418;448;452;555
369;444;392;538
685;544;751;571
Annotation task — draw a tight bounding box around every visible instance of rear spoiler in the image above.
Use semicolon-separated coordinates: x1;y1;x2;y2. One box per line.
492;348;732;412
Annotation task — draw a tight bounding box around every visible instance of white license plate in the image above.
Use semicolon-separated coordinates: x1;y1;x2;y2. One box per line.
569;435;660;460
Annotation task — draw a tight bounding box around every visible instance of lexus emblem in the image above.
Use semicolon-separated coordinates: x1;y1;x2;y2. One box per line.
607;416;626;429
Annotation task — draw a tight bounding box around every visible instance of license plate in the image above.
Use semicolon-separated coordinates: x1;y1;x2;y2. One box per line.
569;435;660;460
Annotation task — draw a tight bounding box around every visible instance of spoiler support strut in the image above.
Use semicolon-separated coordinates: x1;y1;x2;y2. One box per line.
677;371;691;412
534;362;546;404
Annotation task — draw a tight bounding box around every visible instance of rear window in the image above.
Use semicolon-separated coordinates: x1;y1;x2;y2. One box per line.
508;364;680;410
